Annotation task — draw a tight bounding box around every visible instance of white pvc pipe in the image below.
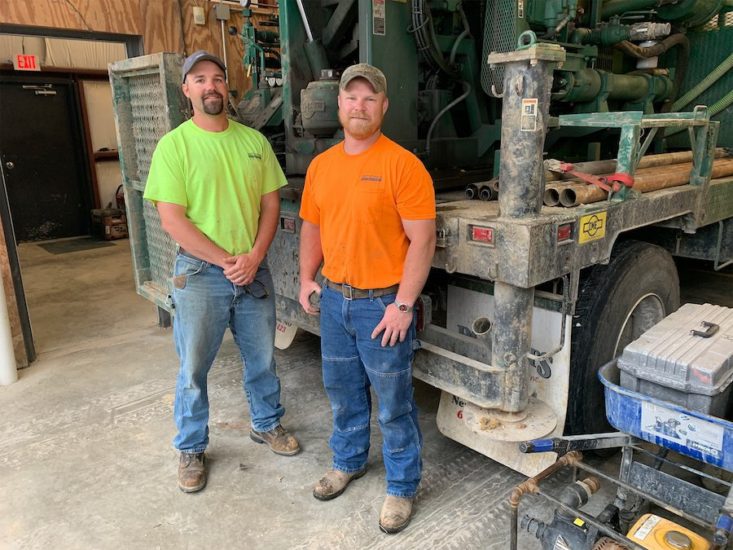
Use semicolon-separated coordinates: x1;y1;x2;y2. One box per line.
0;272;18;385
295;0;314;42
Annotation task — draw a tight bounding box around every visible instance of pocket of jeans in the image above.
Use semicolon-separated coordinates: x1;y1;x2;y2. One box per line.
245;264;273;298
244;279;269;299
172;255;207;289
375;294;396;312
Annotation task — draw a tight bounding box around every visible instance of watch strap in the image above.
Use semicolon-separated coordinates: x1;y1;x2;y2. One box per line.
394;300;413;313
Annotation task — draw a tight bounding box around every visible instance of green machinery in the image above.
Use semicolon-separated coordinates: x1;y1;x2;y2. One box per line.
232;1;733;475
238;0;733;174
109;1;733;477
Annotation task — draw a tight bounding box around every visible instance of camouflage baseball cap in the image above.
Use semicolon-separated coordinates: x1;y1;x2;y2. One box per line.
339;63;387;94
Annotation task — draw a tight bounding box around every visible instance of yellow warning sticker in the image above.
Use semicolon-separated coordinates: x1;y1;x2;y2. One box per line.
579;211;607;244
573;518;585;527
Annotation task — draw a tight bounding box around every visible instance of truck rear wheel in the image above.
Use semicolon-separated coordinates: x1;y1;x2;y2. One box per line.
566;240;680;437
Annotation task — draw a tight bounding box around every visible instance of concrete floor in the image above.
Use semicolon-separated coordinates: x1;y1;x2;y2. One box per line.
1;239;731;549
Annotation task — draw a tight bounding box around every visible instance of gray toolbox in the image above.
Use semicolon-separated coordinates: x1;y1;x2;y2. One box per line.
618;303;733;417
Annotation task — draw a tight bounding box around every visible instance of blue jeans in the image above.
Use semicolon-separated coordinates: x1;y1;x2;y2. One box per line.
319;286;422;498
171;252;284;453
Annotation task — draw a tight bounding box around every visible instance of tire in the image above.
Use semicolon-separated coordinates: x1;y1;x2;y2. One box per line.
566;240;680;437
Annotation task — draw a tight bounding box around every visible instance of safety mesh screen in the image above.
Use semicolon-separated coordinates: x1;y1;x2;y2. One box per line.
142;198;176;295
129;73;169;184
481;0;520;96
109;54;188;311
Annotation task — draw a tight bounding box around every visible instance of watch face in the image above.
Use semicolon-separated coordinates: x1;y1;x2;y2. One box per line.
398;303;408;312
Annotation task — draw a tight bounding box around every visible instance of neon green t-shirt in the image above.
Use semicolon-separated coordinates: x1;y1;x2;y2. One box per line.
144;119;286;255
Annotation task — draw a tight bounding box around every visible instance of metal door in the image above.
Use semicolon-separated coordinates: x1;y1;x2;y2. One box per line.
0;75;92;242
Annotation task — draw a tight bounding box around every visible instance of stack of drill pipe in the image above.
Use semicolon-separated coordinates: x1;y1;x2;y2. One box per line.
544;180;580;206
559;157;733;207
478;182;497;201
544;148;729;182
542;148;732;207
465;183;479;200
465;178;499;200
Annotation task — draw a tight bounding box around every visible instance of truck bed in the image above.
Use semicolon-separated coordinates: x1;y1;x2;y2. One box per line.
431;176;733;288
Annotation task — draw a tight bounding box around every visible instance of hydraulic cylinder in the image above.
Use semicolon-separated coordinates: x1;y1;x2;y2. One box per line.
487;33;565;412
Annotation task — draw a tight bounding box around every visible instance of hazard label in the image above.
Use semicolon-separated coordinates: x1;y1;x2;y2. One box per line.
521;98;538;131
373;0;386;35
578;211;607;243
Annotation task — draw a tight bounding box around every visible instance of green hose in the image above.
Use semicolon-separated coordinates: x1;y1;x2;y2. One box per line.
672;52;733;111
667;88;733;137
709;88;733;117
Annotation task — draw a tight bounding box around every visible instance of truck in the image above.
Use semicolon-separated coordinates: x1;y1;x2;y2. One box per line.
109;0;733;477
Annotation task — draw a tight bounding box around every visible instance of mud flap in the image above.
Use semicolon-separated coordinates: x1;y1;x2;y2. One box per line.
436;391;559;477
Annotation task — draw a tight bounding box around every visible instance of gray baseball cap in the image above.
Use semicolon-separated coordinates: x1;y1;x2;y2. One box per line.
182;50;226;83
339;63;387;94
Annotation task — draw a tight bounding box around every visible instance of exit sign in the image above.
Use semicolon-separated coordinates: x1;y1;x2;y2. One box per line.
13;54;41;71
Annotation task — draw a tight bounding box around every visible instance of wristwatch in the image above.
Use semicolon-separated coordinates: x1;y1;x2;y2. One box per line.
394;300;413;313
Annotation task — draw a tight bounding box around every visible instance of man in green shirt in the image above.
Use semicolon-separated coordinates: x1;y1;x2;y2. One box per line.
145;51;299;493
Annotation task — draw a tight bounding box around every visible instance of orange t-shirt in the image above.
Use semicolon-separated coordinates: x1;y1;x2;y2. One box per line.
300;135;435;289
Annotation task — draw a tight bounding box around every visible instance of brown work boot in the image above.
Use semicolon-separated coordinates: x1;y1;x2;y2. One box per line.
379;495;414;534
249;425;301;456
313;468;367;501
178;452;206;493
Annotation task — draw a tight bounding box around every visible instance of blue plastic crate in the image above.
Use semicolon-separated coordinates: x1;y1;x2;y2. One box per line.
599;360;733;472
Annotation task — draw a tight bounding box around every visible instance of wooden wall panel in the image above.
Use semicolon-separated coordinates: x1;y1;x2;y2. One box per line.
175;0;254;101
1;0;279;101
140;0;184;55
2;0;141;36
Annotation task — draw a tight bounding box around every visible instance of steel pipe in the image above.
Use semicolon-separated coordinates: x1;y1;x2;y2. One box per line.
478;185;495;201
465;184;478;200
546;147;729;182
559;157;733;206
543;186;561;206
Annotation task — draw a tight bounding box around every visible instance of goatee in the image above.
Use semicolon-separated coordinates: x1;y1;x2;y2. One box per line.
203;94;224;115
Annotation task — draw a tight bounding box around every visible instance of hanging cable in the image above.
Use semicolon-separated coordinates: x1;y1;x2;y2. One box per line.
426;81;472;155
410;0;459;77
449;3;472;65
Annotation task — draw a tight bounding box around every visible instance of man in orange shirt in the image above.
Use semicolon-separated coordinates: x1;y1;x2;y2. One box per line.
298;64;436;534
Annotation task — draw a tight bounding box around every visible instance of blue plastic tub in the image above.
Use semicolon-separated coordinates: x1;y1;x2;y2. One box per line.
599;360;733;472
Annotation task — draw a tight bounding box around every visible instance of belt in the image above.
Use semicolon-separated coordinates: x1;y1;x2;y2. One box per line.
324;279;399;300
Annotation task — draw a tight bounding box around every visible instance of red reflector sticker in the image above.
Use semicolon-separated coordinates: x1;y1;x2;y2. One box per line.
470;225;494;244
557;223;573;242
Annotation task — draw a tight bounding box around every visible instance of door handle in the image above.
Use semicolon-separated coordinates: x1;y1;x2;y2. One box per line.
5;161;14;170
